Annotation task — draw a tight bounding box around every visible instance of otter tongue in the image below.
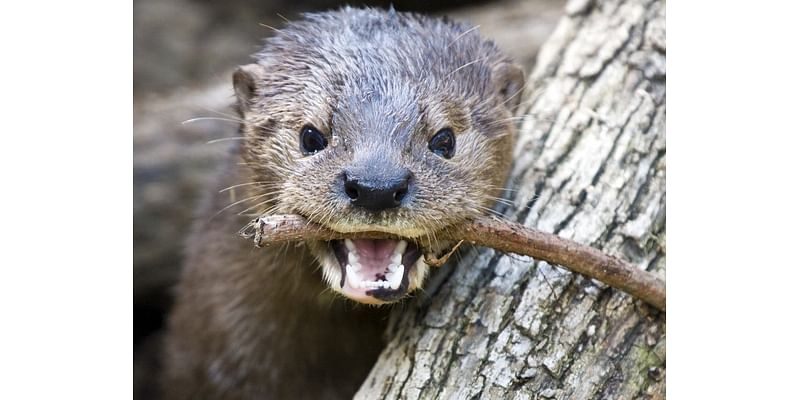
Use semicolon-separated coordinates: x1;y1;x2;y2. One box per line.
351;239;397;272
344;238;407;291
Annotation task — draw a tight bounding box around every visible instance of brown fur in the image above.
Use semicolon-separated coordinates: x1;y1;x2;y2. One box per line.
164;7;523;398
164;158;387;399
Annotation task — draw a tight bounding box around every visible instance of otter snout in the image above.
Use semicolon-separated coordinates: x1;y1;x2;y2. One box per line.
342;163;413;212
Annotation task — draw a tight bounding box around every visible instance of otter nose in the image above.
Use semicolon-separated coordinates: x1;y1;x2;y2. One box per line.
343;171;411;212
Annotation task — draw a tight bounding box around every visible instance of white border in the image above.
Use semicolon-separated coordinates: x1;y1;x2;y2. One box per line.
0;1;132;398
671;1;800;398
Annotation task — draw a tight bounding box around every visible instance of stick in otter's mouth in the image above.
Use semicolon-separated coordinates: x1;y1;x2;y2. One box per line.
239;215;666;312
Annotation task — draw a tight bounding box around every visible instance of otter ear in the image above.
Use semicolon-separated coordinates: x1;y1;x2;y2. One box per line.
233;64;266;112
492;62;525;112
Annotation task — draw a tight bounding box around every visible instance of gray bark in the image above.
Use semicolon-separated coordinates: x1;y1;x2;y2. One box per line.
355;0;666;398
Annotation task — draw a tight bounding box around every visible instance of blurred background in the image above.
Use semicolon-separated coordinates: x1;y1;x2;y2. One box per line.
134;0;564;396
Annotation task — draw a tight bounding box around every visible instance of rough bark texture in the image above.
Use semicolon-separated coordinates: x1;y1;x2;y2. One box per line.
355;0;666;398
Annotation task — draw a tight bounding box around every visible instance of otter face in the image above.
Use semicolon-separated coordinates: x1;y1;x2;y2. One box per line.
232;8;524;304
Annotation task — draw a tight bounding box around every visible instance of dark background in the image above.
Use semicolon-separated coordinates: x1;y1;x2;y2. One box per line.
133;0;563;396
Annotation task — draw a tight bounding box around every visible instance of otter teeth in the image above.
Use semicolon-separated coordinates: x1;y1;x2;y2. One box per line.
342;239;408;291
391;240;406;265
346;264;362;289
345;262;404;291
348;251;360;266
388;264;404;290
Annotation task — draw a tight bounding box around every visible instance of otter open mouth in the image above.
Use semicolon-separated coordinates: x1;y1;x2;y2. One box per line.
330;239;422;302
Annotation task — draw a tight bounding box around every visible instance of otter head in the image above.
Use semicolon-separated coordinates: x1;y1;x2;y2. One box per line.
232;8;524;304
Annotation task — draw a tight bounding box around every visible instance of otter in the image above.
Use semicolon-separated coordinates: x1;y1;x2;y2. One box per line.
163;7;524;399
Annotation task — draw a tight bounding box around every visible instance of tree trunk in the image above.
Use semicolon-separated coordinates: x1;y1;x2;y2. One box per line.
356;0;666;398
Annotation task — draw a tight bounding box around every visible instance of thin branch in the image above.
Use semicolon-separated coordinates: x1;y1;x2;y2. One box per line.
239;214;666;311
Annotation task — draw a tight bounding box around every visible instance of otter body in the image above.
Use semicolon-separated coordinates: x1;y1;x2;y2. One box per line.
164;158;387;399
164;8;523;399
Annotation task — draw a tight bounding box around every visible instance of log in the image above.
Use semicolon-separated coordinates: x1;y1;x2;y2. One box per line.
355;0;666;397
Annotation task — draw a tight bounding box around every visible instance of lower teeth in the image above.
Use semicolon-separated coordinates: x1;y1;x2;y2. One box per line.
345;264;404;290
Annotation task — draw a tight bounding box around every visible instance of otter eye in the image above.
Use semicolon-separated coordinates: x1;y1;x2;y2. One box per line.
428;128;455;159
299;125;328;155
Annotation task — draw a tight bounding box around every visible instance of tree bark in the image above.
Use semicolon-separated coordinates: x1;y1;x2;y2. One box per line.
355;0;666;398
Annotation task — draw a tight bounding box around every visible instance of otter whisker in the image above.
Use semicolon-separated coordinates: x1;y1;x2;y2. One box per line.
258;22;281;33
481;194;516;207
253;203;284;219
182;117;243;125
206;137;252;144
198;106;246;122
213;192;272;218
490;116;529;124
237;197;279;216
447;56;489;77
473;81;528;114
218;181;272;193
484;116;530;129
473;204;508;218
484;184;520;194
302;202;330;226
504;93;546;115
447;25;481;48
426;217;443;255
498;83;528;108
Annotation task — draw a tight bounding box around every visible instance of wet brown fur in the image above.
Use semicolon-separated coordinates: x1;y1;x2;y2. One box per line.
164;7;523;399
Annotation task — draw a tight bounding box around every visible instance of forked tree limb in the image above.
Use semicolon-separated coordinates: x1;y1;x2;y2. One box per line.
240;214;666;311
